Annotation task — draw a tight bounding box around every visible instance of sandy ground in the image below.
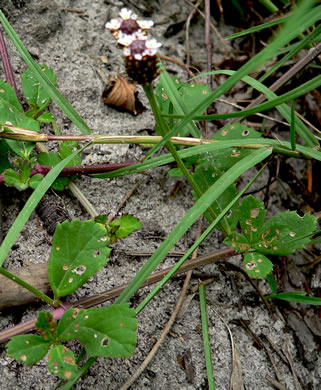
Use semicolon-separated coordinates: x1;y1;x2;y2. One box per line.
0;0;320;389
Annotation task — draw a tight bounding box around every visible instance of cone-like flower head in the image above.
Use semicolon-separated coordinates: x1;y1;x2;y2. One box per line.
106;8;161;85
105;8;154;40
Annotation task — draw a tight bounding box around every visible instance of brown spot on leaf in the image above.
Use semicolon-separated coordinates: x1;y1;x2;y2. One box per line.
63;355;76;365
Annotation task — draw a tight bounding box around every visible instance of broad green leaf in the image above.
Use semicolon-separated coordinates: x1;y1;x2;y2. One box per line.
0;145;85;268
37;142;81;168
155;72;200;137
198;123;262;171
180;82;210;113
192;161;239;234
3;169;28;190
47;345;78;380
0;139;12;173
29;173;43;189
239;196;266;243
224;232;250;253
255;211;316;255
7;335;50;365
243;252;273;279
168;167;184;177
51;177;69;191
48;220;111;298
0;97;39;158
0;11;92;135
35;312;57;343
22;65;57;114
59;141;82;166
0;80;22;111
108;215;142;242
116;147;272;303
57;305;137;357
37;152;61;167
37;112;55;123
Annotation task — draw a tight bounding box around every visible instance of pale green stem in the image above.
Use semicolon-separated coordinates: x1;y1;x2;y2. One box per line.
0;266;57;307
143;84;230;235
199;283;215;390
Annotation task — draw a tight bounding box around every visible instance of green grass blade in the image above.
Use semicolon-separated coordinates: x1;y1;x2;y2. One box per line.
92;136;321;179
290;100;296;150
266;291;321;305
199;284;215;390
225;15;288;40
135;163;268;314
167;69;319;146
258;23;321;84
145;1;319;158
0;11;92;135
115;147;272;304
155;67;200;138
0;145;87;268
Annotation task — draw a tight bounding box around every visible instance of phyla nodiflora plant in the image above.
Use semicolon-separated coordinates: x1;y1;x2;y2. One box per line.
105;7;162;85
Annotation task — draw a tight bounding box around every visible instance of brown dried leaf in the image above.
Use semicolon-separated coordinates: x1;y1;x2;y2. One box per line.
101;71;145;115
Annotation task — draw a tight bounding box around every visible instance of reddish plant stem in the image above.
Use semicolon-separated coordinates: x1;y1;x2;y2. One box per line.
0;26;22;104
0;161;137;184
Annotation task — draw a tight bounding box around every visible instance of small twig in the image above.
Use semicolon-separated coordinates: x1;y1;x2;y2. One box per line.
216;97;289;126
106;183;138;224
159;54;197;79
0;247;237;343
230;42;321;124
68;181;98;218
265;375;287;390
185;0;229;54
282;340;302;390
185;0;202;67
205;0;213;90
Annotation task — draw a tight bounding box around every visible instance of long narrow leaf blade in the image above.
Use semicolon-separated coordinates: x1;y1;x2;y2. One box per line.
0;11;91;135
0;146;86;267
116;147;272;303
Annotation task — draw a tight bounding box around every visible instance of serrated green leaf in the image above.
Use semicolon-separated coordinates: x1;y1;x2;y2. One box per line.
255;211;317;255
37;152;61;167
37;112;55;123
109;215;142;241
198;123;262;171
0;97;40;158
180;82;210;113
192;161;239;234
35;312;58;343
94;215;108;225
239;196;266;243
224;232;250;253
168;167;184;177
0;80;22;111
29;173;43;190
3;168;28;190
47;345;78;380
244;252;273;279
48;220;111;298
7;335;50;365
22;65;57;114
51;177;69;191
57;305;137;357
59;141;81;166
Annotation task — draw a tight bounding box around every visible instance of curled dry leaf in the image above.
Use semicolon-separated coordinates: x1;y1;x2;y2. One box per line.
101;71;146;115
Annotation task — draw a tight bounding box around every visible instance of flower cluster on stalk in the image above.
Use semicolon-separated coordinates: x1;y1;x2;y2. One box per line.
105;8;161;85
